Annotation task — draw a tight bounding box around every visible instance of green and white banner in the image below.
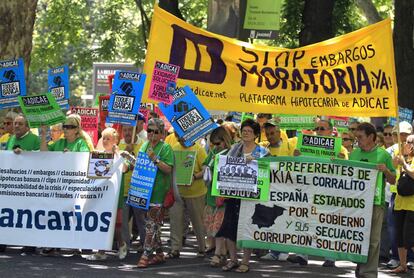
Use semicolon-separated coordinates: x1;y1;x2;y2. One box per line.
296;133;342;158
212;155;270;201
174;150;196;185
18;94;65;128
237;156;378;263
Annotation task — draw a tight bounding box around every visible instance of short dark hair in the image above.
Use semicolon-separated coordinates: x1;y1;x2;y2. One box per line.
357;122;377;142
241;118;260;136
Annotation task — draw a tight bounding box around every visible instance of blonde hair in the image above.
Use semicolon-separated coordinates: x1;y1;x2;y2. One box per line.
65;114;95;151
101;127;119;144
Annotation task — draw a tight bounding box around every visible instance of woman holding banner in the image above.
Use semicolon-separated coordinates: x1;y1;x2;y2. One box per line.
40;114;91;152
39;114;92;256
136;118;174;268
202;126;232;267
216;119;268;273
86;127;128;261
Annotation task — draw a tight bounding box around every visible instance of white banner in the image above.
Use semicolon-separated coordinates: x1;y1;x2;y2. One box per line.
237;157;378;263
0;151;122;250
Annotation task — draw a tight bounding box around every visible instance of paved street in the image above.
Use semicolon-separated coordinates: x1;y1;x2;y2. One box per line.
0;226;399;278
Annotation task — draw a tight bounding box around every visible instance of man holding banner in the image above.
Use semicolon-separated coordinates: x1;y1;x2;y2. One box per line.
351;122;396;278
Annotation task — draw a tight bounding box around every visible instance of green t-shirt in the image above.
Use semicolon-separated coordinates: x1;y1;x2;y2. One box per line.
203;148;228;207
350;146;396;206
6;132;40;151
48;137;90;152
140;141;174;205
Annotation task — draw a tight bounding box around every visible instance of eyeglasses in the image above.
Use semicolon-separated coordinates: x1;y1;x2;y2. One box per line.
383;133;392;136
342;138;353;141
212;141;222;146
314;127;327;131
63;125;77;129
147;128;160;134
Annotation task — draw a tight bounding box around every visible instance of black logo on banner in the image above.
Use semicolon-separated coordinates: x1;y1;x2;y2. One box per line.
302;135;335;150
169;24;226;84
22;95;50;106
113;95;134;112
252;204;286;228
120;82;133;96
176;108;203;132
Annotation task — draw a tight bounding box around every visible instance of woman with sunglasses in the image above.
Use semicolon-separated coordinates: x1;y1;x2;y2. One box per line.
39;114;92;256
202;127;233;267
40;114;91;152
341;131;355;153
391;135;414;273
217;119;269;273
136;118;174;268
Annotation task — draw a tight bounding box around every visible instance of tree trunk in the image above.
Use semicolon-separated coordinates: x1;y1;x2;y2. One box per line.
393;0;414;109
159;0;184;20
355;0;382;24
0;0;38;76
299;0;334;46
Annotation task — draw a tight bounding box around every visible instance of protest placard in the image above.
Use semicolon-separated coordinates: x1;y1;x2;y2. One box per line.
158;86;218;147
127;151;157;210
174;150;196;185
107;71;146;126
18;94;65;128
143;5;397;117
0;58;26;109
273;114;316;130
71;106;99;146
48;65;70;109
389;106;413;126
0;151;123;250
87;152;114;179
148;61;180;104
296;133;342;158
237;156;378;263
212;155;270;200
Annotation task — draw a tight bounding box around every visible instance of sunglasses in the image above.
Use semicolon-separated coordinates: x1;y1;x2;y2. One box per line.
383;133;393;136
342;138;353;141
314;127;326;131
63;125;78;129
212;141;222;146
3;122;12;125
349;128;356;131
147;128;160;134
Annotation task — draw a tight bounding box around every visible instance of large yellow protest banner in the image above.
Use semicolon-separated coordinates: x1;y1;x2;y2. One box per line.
143;5;398;117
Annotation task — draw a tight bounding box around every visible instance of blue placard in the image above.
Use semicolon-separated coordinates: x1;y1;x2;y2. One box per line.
389;107;413;126
0;58;26;109
48;65;70;109
127;152;157;210
159;86;218;147
106;71;146;126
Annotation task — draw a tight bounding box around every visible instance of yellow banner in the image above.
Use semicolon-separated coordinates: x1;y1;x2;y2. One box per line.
143;5;398;117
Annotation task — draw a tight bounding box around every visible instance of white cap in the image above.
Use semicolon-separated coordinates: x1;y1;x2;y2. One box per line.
394;121;413;134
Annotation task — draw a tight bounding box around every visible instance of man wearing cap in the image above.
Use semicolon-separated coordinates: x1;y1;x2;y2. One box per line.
351;122;396;278
259;118;292;262
0;111;18;150
136;113;147;141
260;119;293;156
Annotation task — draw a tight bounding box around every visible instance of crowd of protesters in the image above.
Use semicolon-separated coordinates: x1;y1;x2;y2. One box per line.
1;109;414;277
